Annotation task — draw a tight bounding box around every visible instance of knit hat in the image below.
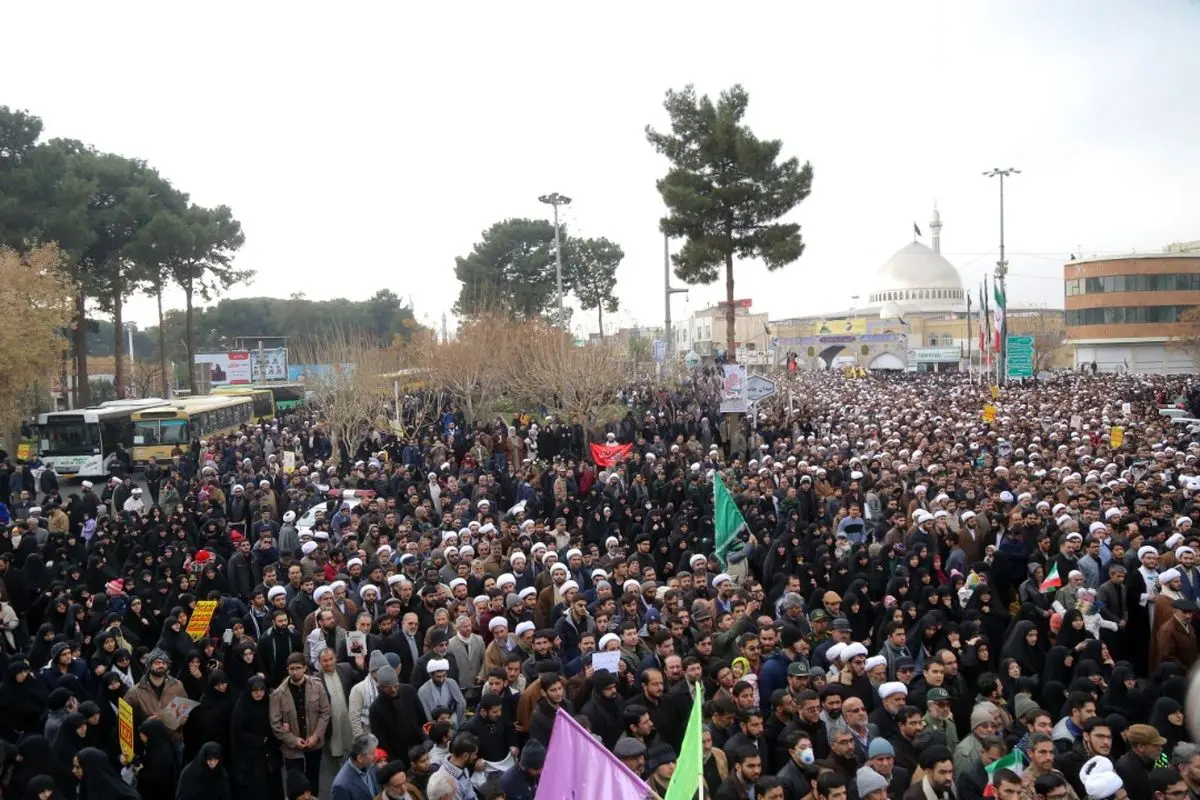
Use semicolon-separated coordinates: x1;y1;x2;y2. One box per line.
368;651;389;672
147;648;171;666
520;741;547;770
593;670;617;689
376;666;399;687
1013;694;1041;721
970;702;997;729
868;739;895;759
856;766;888;797
647;743;677;772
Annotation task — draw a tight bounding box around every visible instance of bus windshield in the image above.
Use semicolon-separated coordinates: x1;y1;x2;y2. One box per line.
133;419;189;446
40;420;100;455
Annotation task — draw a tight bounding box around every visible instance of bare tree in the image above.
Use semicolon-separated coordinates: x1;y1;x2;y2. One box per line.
0;245;73;432
129;360;167;398
515;325;629;435
1169;306;1200;369
416;312;518;424
293;327;392;467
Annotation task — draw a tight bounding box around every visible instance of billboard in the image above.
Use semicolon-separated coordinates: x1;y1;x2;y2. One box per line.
195;349;289;385
250;348;289;382
719;364;749;414
815;318;867;336
194;351;252;385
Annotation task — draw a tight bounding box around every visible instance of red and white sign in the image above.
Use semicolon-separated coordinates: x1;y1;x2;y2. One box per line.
194;351;252;385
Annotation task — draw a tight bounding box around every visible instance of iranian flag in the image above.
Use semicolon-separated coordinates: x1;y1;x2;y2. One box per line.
1039;562;1062;593
983;749;1026;796
978;281;988;360
993;279;1006;352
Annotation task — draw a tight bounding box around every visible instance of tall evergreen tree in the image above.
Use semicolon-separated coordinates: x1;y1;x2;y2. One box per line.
568;237;623;337
646;85;814;361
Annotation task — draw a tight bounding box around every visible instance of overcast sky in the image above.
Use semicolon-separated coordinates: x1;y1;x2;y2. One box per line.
7;1;1199;337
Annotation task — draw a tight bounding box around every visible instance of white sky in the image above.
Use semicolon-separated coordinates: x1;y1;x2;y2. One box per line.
7;1;1200;337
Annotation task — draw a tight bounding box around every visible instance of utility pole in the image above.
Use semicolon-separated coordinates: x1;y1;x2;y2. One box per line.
663;233;687;360
538;192;572;327
123;322;137;398
983;167;1019;384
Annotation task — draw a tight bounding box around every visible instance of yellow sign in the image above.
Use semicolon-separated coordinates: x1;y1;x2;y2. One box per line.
16;441;35;460
816;317;867;336
118;698;134;762
1110;426;1124;449
990;385;1001;400
283;451;296;474
186;600;218;640
982;404;997;423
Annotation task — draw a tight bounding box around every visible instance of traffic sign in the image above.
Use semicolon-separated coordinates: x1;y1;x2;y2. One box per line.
1006;335;1034;379
746;375;777;403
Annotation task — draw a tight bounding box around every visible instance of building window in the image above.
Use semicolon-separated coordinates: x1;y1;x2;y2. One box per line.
940;334;953;346
1071;272;1200;294
1066;305;1188;326
929;335;938;346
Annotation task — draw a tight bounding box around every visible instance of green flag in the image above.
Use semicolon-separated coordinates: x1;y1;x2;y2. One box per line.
713;474;746;567
984;747;1025;782
665;683;704;800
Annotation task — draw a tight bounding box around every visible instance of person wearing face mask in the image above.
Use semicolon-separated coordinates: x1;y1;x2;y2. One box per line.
777;730;819;800
125;649;188;740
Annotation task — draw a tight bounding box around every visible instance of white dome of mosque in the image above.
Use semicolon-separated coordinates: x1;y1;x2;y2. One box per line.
868;241;965;310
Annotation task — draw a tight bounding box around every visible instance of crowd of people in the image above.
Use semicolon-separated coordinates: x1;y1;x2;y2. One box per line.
0;369;1198;800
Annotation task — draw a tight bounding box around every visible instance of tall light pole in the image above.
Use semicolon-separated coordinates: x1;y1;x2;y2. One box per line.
538;192;572;327
663;233;687;360
123;322;137;397
983;167;1019;384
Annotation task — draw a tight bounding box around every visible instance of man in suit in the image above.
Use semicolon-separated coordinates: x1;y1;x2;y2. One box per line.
383;612;423;684
332;733;381;800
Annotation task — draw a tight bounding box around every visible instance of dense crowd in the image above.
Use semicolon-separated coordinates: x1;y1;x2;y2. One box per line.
1;369;1199;800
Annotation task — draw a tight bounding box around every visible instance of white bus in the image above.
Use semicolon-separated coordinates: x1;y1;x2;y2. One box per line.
36;398;167;478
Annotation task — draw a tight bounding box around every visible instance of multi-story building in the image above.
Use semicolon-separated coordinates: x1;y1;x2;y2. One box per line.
1065;241;1200;373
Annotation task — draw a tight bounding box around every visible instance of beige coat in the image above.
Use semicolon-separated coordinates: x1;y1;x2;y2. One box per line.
269;675;332;760
125;674;189;740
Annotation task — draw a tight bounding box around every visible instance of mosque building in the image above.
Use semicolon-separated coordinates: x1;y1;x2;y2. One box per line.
765;206;1070;372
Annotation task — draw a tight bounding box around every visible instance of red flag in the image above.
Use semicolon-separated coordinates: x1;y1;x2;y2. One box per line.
590;442;632;467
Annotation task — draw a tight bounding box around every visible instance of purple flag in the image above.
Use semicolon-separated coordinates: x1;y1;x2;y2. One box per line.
535;707;651;800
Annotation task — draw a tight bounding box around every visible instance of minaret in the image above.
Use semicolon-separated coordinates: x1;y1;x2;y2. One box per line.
930;203;943;254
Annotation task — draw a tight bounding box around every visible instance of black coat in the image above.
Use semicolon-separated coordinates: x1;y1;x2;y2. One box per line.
176;744;234;800
369;687;426;764
580;693;625;749
136;720;181;800
229;679;281;800
1115;751;1153;800
382;630;423;684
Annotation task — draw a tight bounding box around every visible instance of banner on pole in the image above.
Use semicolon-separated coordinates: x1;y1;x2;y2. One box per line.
536;707;650;800
719;364;748;414
1110;426;1124;449
118;698;134;762
186;600;218;640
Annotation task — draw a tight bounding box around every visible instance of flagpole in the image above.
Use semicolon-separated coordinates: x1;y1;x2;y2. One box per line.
966;292;973;382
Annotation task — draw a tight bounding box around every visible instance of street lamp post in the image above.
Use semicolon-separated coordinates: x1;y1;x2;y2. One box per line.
983;167;1019;384
123;322;137;397
538;192;572;327
663;233;687;360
